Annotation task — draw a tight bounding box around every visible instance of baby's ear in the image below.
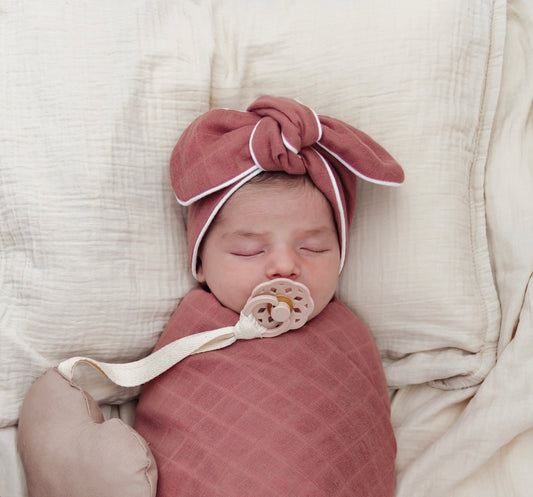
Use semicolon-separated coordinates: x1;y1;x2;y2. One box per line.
196;261;205;283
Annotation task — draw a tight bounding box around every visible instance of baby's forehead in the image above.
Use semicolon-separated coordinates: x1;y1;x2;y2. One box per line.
229;172;325;203
222;174;331;214
241;171;314;191
207;175;337;236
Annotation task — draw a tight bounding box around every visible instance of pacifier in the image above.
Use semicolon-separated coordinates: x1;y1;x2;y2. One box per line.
242;278;314;337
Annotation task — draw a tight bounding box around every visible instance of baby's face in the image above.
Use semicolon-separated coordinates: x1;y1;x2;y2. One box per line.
197;178;341;320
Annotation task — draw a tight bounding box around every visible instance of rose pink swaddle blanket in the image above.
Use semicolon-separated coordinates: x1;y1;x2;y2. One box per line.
134;95;401;495
134;286;396;496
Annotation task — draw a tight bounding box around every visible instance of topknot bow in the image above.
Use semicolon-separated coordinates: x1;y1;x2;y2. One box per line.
170;95;404;277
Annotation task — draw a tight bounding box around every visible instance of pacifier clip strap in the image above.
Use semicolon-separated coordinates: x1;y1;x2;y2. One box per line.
57;278;314;389
57;314;262;388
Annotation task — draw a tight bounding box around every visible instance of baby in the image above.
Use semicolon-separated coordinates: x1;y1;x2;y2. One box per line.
134;96;403;497
197;172;340;322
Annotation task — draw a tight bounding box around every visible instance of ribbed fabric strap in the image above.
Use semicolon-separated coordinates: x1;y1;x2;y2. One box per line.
57;313;266;388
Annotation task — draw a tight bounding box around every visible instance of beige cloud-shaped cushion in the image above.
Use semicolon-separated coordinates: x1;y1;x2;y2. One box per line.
18;368;157;497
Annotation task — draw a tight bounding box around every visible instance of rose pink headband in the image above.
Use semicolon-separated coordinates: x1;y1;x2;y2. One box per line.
170;95;404;278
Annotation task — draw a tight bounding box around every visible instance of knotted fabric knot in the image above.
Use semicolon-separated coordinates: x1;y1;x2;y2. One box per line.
248;96;321;174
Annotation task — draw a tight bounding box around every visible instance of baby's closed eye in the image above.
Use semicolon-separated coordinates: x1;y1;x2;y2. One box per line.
301;246;330;252
299;245;332;254
298;236;336;254
229;244;265;257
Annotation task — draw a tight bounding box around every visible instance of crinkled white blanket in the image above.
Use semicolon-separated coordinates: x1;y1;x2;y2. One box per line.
393;1;533;494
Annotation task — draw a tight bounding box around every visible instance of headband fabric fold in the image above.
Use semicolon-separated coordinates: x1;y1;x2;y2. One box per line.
170;95;404;277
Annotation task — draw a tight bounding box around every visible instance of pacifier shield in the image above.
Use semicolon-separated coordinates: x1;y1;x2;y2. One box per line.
242;278;314;336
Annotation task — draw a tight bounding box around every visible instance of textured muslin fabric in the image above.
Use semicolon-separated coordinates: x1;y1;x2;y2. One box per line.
134;286;396;497
170;95;404;276
0;0;209;428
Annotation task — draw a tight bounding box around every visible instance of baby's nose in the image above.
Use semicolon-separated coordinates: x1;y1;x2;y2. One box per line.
266;247;300;280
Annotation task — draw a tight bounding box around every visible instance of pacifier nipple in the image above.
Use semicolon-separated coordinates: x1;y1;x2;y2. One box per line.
242;278;314;338
270;300;291;322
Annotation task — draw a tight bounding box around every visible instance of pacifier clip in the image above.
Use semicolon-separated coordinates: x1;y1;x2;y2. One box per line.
58;278;314;388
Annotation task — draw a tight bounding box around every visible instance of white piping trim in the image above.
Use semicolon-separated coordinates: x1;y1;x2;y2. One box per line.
309;107;323;142
177;165;259;206
315;142;403;186
311;149;347;272
281;131;298;154
191;167;263;279
249;121;265;170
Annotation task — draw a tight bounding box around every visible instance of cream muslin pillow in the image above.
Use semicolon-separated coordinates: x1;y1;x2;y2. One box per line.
2;0;505;432
0;1;210;427
209;0;504;389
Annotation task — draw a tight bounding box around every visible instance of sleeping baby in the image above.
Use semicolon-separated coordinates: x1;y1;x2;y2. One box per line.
134;95;404;496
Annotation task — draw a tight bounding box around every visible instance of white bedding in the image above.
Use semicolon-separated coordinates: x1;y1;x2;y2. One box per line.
1;1;532;496
394;1;533;494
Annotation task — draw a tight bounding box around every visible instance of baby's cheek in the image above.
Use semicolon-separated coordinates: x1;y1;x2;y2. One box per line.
227;285;256;315
309;286;337;319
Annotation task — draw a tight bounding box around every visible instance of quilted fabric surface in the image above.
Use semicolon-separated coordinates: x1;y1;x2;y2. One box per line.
134;286;395;496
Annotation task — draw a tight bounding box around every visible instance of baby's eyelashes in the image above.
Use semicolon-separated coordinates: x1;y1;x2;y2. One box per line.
229;246;265;257
300;247;330;253
298;242;334;254
231;251;264;257
229;244;333;258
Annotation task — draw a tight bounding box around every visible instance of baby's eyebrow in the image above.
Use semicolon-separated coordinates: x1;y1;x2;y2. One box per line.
222;230;268;240
303;227;337;236
295;227;339;241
